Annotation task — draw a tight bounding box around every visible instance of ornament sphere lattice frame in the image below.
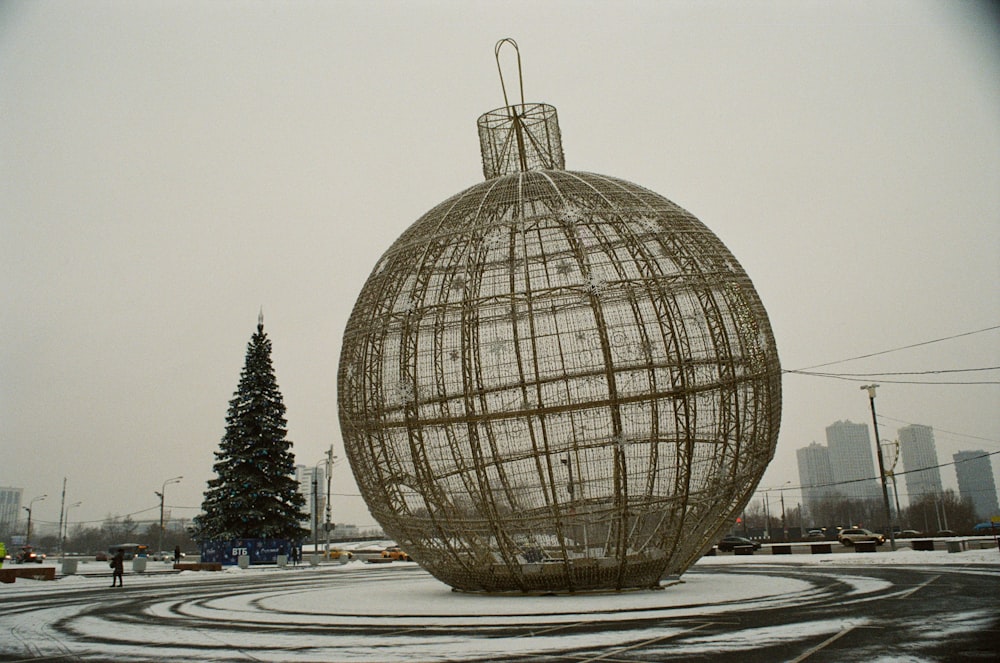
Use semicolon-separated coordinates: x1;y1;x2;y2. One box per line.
338;40;781;593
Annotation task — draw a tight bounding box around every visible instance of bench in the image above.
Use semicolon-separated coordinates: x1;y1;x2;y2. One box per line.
734;545;755;555
173;562;222;572
771;544;792;555
810;543;832;554
854;541;878;553
911;539;934;552
0;567;56;583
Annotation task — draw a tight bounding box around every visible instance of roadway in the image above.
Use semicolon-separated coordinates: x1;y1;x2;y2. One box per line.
1;555;997;662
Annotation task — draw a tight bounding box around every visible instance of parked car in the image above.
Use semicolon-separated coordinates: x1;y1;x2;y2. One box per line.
381;546;412;561
806;529;825;540
108;543;146;560
351;547;389;563
898;530;922;538
326;549;354;561
837;528;885;546
717;536;761;552
94;551;109;561
151;550;186;561
14;546;45;563
935;530;957;537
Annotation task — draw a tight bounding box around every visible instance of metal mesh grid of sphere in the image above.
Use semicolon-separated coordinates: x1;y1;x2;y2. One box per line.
338;169;781;593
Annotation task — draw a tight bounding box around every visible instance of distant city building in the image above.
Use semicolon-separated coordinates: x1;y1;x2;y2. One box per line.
0;486;23;530
295;465;327;531
796;442;836;519
332;523;359;539
953;450;1000;520
898;424;944;505
825;420;881;502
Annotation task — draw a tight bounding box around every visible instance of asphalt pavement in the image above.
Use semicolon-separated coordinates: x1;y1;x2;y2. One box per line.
1;556;997;662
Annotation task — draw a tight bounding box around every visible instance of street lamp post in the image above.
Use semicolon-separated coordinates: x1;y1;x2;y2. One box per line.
561;454;575;498
780;490;788;541
561;451;589;549
156;476;182;557
762;482;791;541
780;481;792;541
61;501;81;559
882;439;904;521
861;384;896;551
24;494;47;547
763;491;770;541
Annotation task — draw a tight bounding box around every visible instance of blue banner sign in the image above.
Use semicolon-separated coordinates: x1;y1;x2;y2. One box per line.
200;538;295;565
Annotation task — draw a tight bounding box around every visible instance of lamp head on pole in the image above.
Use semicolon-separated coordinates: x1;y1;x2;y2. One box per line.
860;384;880;399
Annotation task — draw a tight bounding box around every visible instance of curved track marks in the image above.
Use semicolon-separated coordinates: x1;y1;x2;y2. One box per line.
1;563;998;662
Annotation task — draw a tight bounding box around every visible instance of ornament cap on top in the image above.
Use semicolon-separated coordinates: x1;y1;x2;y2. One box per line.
478;38;565;180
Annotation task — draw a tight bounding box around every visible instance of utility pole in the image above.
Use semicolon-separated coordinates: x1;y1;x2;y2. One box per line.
63;501;81;559
57;478;67;558
311;470;319;565
325;445;335;556
861;384;896;550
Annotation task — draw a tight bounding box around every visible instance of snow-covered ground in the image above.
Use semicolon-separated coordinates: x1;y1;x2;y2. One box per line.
1;545;997;662
3;543;996;602
699;543;999;567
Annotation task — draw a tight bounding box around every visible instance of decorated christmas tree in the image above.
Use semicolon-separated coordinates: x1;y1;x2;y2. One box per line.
195;313;308;542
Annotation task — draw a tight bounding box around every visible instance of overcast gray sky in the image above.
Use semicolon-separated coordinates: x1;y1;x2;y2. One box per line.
3;0;998;533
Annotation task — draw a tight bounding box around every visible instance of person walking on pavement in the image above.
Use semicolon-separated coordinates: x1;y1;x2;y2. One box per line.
110;549;124;587
173;545;182;564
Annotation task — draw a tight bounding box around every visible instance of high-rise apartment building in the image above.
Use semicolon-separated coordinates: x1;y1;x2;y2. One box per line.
898;424;943;505
0;486;23;530
295;465;327;532
825;420;881;502
953;450;1000;520
796;442;835;518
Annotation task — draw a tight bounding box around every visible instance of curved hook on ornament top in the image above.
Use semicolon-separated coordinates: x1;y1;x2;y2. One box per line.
494;38;525;109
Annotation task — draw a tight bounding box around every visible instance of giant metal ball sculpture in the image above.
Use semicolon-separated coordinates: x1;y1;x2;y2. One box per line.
338;47;780;593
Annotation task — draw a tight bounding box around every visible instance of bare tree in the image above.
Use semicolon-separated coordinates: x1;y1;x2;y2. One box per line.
102;515;139;542
902;490;975;534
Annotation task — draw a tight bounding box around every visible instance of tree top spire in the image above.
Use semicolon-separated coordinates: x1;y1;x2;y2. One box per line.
258;307;264;334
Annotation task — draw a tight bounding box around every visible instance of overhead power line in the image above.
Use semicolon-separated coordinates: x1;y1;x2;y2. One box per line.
793;366;1000;377
789;324;1000;372
784;368;1000;386
753;449;1000;496
889;449;1000;479
876;413;1000;447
